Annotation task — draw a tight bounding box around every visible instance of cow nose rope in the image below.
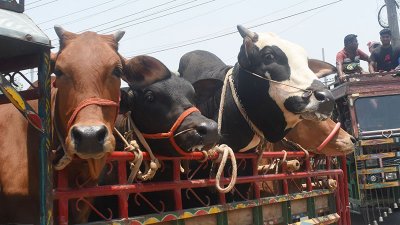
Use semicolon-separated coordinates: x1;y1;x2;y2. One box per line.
238;65;313;95
316;122;341;152
122;111;161;182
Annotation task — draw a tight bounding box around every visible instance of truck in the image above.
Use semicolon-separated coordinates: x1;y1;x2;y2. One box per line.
331;72;400;225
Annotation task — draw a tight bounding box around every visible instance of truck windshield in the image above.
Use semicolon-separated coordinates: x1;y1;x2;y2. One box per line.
355;95;400;131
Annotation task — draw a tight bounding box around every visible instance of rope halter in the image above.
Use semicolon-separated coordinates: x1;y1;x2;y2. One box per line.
67;97;119;131
53;96;119;171
141;107;200;156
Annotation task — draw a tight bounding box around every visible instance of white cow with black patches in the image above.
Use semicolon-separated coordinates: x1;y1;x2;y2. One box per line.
179;25;336;150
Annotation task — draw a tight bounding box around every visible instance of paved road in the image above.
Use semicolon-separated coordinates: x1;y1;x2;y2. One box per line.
351;211;400;225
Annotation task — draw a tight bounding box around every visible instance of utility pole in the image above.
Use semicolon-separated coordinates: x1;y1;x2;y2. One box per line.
385;0;400;47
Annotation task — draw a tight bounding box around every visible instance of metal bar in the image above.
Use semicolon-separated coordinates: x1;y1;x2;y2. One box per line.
282;201;292;224
105;151;313;161
252;158;260;199
216;211;228;225
340;156;351;225
57;169;69;225
38;51;52;225
335;174;343;225
117;160;128;218
54;170;343;199
252;206;263;225
173;159;183;210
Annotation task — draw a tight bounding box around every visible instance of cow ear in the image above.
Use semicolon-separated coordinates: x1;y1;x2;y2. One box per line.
123;55;171;88
308;59;337;78
238;36;256;68
119;89;135;114
192;79;223;105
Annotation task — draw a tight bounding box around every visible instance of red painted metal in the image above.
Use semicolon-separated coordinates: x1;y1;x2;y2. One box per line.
341;155;351;225
54;150;349;224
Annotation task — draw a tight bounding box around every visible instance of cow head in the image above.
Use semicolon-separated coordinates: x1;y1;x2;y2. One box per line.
284;119;355;156
121;55;219;155
52;26;124;179
237;25;335;130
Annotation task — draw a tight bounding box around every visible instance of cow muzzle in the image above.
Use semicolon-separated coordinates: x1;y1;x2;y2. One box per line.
313;89;335;116
298;89;334;121
70;125;109;157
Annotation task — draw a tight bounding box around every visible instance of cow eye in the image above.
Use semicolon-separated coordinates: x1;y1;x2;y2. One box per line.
144;91;155;103
112;66;123;77
53;68;63;77
264;53;275;62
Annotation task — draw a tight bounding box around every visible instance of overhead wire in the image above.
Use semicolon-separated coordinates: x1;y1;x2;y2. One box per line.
26;0;45;6
123;0;310;54
26;0;59;10
37;0;118;25
119;0;247;44
51;0;216;48
79;0;180;33
130;0;342;56
97;0;215;33
43;0;141;32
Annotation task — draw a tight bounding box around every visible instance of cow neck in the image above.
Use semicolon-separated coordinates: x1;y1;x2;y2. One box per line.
218;64;265;152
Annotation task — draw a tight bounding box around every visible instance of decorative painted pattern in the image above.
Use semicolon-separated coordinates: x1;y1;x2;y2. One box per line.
358;166;397;174
86;190;333;225
356;152;395;161
360;138;394;146
360;181;400;189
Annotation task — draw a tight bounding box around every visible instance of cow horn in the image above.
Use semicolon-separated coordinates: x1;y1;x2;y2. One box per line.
114;31;125;43
237;25;258;42
54;25;67;39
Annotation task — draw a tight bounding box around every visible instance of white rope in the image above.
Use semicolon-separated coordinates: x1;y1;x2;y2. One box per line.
114;127;144;183
228;74;265;140
213;144;237;193
125;112;161;181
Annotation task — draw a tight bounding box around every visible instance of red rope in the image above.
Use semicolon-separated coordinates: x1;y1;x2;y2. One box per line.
142;107;199;155
67;98;119;131
316;122;341;152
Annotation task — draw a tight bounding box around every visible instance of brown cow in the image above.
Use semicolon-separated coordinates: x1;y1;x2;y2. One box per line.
259;118;355;197
0;26;133;224
272;118;355;156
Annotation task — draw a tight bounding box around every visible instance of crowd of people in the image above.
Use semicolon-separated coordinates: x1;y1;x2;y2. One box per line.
335;28;400;82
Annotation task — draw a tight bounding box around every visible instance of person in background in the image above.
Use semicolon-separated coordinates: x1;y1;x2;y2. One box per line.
336;34;369;82
367;41;381;54
369;28;400;73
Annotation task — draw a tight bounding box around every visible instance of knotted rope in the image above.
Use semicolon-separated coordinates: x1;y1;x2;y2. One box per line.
119;112;161;182
201;144;237;193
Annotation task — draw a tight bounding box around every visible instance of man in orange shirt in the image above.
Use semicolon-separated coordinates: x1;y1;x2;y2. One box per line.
336;34;369;82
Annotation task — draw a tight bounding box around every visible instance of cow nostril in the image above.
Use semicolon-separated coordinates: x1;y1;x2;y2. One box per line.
314;90;327;102
196;123;209;136
350;136;356;144
71;127;82;145
96;126;108;144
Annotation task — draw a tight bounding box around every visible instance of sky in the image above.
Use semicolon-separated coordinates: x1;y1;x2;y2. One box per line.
21;0;389;87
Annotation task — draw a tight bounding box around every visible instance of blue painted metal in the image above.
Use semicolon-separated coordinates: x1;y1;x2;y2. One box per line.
38;51;52;225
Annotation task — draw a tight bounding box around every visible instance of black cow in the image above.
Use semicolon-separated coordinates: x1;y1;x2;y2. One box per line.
89;55;219;221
